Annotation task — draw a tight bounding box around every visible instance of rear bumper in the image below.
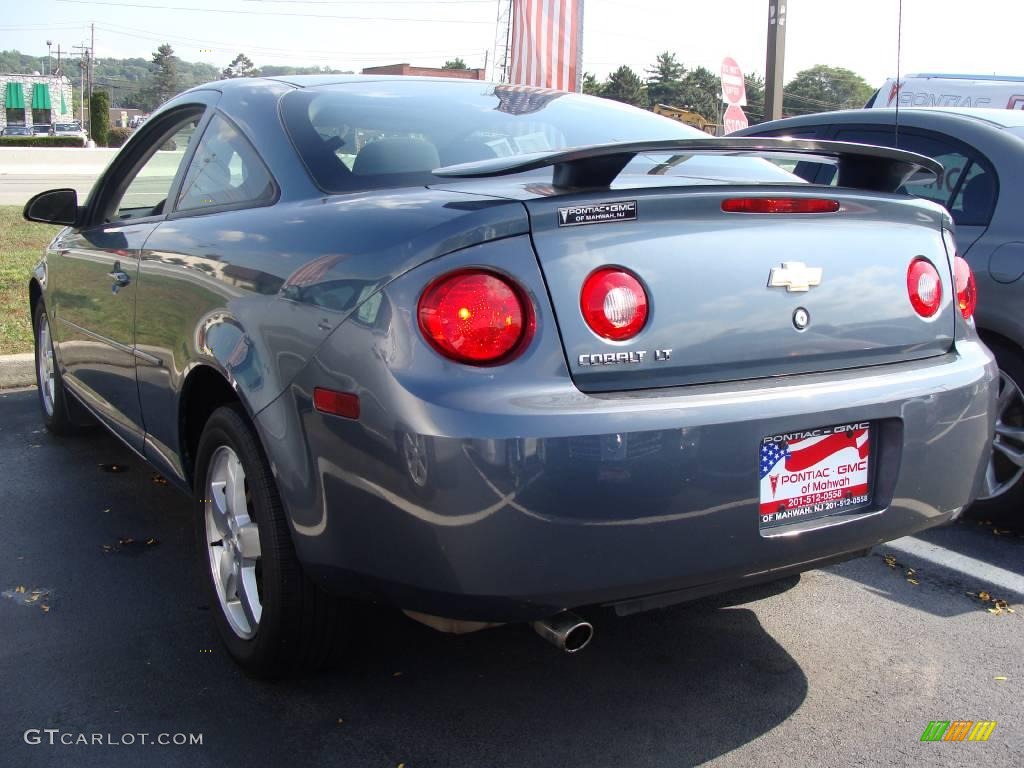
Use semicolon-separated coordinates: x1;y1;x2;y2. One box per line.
262;340;996;622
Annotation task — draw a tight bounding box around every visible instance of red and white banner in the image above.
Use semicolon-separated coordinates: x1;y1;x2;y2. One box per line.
509;0;585;92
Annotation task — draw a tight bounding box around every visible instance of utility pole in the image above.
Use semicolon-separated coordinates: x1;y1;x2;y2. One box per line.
764;0;787;120
492;0;512;83
73;42;89;127
89;22;95;110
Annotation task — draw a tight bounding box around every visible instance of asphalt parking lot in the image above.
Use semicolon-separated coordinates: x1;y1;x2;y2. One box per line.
1;386;1021;768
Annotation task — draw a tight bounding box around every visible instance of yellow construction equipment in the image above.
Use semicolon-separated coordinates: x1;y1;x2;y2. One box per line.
653;104;718;135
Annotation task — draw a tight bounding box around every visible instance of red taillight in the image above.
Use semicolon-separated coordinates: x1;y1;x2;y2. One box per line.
954;255;977;320
580;267;649;340
313;388;360;419
418;269;531;364
721;197;840;214
907;258;942;318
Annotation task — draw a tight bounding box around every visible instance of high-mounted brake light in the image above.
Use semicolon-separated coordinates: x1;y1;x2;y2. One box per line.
418;269;531;365
907;258;942;318
722;198;841;214
580;267;649;341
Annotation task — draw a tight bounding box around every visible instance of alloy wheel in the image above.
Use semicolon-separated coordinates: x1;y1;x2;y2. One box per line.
978;370;1024;500
205;445;263;639
37;313;55;417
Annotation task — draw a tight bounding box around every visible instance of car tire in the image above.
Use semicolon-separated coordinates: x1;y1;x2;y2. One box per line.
194;403;344;677
970;340;1024;524
32;302;92;435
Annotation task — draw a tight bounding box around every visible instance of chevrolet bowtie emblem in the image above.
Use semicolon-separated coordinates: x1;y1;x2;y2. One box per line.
768;262;823;292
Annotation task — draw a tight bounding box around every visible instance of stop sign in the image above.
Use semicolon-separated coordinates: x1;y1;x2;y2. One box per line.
720;57;747;106
723;104;749;134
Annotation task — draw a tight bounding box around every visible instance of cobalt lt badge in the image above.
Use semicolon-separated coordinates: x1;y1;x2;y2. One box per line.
768;262;823;292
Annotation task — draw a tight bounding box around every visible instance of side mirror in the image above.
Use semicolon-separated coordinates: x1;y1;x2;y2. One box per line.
24;188;80;226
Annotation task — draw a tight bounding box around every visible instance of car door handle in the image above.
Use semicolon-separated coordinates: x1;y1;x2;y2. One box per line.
108;270;131;287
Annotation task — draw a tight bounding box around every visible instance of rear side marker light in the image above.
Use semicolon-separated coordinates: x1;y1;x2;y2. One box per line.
313;388;360;419
953;256;977;320
722;198;841;214
580;267;649;340
907;258;942;318
418;269;532;365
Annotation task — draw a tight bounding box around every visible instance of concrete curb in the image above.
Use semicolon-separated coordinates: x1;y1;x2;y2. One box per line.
0;353;35;389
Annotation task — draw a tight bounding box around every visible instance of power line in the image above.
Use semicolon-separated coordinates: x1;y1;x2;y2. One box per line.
54;0;494;22
92;21;485;60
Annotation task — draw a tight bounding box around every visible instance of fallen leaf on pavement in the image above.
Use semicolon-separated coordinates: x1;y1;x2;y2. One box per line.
3;587;53;612
151;474;169;485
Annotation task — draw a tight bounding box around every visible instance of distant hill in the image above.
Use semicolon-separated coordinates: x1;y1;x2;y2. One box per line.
0;49;351;110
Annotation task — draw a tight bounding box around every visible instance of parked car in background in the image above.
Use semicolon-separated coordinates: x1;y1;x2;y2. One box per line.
737;107;1024;520
52;122;88;145
24;77;996;677
31;124;51;136
2;125;32;136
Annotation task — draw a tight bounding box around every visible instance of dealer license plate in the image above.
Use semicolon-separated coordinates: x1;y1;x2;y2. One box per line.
759;422;872;529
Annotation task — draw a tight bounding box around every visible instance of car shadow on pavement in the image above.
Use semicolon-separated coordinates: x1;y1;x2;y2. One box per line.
258;591;809;768
823;519;1024;619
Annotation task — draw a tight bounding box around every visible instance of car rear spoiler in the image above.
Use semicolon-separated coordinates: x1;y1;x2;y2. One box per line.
432;138;943;194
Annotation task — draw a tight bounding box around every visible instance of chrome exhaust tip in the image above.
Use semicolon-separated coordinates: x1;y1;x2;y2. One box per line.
532;612;593;653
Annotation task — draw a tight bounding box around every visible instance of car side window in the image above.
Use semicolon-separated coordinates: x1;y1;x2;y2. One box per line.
175;114;276;213
947;161;996;227
107;117;200;221
830;126;995;225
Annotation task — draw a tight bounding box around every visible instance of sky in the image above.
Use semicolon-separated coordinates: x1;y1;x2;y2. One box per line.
3;0;1023;89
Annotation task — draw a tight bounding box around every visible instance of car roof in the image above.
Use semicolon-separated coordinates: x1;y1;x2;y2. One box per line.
754;107;1024;132
900;72;1024;83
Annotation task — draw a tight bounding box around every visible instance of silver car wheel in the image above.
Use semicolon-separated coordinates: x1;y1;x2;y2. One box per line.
205;445;263;639
978;370;1024;501
37;312;56;417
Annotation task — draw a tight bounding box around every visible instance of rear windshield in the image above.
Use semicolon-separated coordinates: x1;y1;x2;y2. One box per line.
281;80;715;193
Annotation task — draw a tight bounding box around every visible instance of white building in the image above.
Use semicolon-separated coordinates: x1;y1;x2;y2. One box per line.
1;73;75;129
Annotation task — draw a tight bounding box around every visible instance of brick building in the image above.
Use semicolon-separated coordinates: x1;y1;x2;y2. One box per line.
1;73;75;130
360;63;486;80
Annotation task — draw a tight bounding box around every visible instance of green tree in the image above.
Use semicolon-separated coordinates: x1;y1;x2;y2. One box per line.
221;53;258;79
645;51;684;108
744;72;766;124
602;65;645;107
783;64;873;116
581;71;602;96
142;43;180;109
442;58;468;70
677;66;720;122
88;90;109;147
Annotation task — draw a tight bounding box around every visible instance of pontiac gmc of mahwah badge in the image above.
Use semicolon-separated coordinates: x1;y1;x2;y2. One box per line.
558;200;638;226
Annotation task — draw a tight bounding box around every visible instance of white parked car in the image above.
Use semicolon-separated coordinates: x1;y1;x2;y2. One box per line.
52;122;89;146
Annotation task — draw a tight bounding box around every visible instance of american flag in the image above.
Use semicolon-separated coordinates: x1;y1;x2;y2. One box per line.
760;429;870;480
493;85;566;116
508;0;585;92
760;441;790;479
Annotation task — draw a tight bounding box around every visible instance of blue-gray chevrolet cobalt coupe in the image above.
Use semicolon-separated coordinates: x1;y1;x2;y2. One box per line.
24;76;997;676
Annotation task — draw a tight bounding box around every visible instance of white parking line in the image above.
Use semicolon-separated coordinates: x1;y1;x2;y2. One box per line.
884;535;1024;597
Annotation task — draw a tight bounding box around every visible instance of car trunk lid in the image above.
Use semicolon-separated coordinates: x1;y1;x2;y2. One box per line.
524;186;955;392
